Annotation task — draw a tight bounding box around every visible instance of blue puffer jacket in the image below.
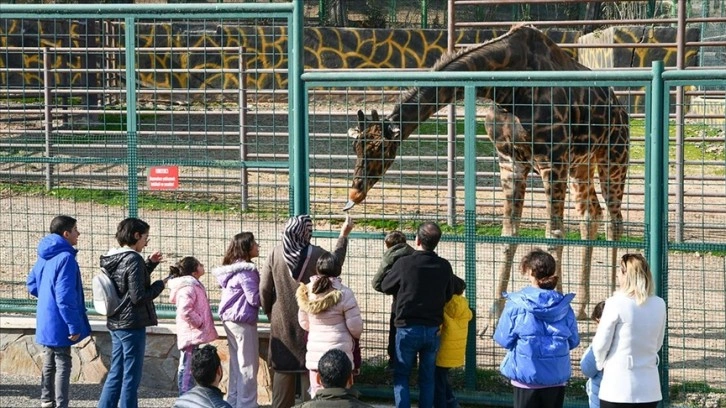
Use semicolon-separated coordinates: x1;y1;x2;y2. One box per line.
493;286;580;386
26;234;91;347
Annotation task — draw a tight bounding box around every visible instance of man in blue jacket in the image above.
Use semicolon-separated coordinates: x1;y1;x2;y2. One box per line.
27;215;91;408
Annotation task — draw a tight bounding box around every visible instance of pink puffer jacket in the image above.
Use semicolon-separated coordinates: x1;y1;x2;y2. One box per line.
296;276;363;371
168;275;218;350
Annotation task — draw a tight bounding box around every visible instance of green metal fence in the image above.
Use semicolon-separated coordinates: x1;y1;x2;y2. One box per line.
2;3;726;407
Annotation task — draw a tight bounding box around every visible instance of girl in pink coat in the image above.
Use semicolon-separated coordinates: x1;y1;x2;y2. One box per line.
167;256;218;395
296;251;363;398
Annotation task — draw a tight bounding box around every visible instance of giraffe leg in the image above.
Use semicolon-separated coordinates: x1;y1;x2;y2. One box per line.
493;157;529;319
597;160;626;293
570;165;603;320
537;162;567;298
482;103;530;320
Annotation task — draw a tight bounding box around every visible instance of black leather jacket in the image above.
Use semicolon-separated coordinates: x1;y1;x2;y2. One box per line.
173;385;231;408
99;248;165;330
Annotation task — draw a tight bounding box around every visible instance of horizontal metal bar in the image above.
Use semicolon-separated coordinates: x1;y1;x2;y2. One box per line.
0;156;287;169
0;3;294;19
303;69;654;86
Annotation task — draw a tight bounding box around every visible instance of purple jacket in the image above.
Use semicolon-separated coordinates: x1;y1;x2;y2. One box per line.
213;261;260;324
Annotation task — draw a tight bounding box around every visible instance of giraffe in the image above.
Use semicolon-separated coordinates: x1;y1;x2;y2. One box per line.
344;24;630;320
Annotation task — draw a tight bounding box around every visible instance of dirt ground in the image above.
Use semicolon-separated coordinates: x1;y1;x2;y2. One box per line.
1;193;724;394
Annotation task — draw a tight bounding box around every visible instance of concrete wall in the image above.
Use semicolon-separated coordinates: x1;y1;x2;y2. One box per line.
0;315;273;406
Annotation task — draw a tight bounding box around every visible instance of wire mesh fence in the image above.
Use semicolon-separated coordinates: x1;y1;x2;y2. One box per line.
2;2;726;406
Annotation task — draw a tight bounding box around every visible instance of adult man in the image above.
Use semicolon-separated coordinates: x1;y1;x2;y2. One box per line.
381;221;454;408
293;348;374;407
27;215;92;408
173;345;232;408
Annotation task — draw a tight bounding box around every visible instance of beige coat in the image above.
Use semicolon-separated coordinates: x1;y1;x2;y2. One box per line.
260;237;348;372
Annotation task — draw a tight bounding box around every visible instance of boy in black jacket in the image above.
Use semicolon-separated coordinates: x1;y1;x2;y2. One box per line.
371;231;415;371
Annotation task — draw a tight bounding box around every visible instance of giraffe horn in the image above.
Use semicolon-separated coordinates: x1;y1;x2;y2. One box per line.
356;110;365;130
371;109;380;122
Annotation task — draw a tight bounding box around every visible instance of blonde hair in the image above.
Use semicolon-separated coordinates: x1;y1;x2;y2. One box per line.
619;253;654;305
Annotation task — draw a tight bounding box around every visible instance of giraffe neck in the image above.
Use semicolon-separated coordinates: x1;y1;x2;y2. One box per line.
387;25;583;139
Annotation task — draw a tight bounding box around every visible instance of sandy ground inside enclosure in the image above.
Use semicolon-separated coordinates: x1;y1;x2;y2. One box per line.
1;194;724;390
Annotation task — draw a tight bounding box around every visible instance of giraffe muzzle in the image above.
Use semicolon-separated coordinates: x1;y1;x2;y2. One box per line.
342;200;356;211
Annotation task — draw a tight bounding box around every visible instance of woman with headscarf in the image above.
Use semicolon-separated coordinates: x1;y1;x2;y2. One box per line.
260;214;354;408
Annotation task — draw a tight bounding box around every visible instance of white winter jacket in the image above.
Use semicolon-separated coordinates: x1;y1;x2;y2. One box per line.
296;276;363;371
592;291;666;403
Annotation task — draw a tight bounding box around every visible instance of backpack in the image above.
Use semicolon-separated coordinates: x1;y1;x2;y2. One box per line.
92;267;127;316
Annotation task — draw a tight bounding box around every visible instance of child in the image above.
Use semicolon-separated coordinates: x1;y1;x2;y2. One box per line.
580;301;606;408
434;276;473;408
167;256;218;396
296;251;363;398
493;248;580;408
371;230;415;370
213;232;261;408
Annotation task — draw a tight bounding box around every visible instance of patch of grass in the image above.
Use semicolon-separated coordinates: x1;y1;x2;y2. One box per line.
670;381;726;405
353;217;645;243
357;361;587;398
84;112;158;132
0;182;287;217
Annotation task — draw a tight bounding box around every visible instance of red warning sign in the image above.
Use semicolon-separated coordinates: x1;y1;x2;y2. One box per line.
148;166;179;190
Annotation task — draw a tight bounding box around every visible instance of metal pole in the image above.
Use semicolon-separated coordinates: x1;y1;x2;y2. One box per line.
463;85;477;391
421;0;428;29
291;0;308;215
649;60;669;406
239;47;249;212
42;47;53;191
674;0;686;242
319;0;326;25
446;0;457;226
125;17;139;217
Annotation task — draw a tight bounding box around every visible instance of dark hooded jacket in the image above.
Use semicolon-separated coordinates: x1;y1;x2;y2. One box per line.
371;242;415;293
493;286;580;386
293;388;374;408
100;247;165;330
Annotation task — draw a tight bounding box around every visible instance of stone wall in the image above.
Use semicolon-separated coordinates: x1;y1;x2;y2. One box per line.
0;315;272;405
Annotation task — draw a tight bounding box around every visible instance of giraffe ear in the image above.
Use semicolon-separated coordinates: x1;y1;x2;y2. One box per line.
371;109;380;122
356;110;366;130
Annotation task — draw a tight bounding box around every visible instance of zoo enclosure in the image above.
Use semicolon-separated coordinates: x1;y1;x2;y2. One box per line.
1;1;726;406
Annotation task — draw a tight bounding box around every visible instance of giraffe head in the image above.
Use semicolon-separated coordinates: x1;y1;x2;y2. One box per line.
344;109;401;211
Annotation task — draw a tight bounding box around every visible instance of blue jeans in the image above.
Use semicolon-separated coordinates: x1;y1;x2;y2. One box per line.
394;326;440;408
98;328;146;408
41;345;72;408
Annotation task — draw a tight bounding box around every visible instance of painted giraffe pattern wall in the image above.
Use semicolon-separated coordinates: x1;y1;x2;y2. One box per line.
1;19;696;109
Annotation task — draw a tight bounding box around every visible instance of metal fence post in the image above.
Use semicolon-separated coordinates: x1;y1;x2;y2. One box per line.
446;0;456;226
42;47;53;191
463;84;477;390
291;0;308;215
239;47;249;212
648;60;669;405
125;17;138;217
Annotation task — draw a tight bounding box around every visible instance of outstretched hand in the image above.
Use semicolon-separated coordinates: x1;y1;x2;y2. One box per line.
148;251;164;264
340;214;354;238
